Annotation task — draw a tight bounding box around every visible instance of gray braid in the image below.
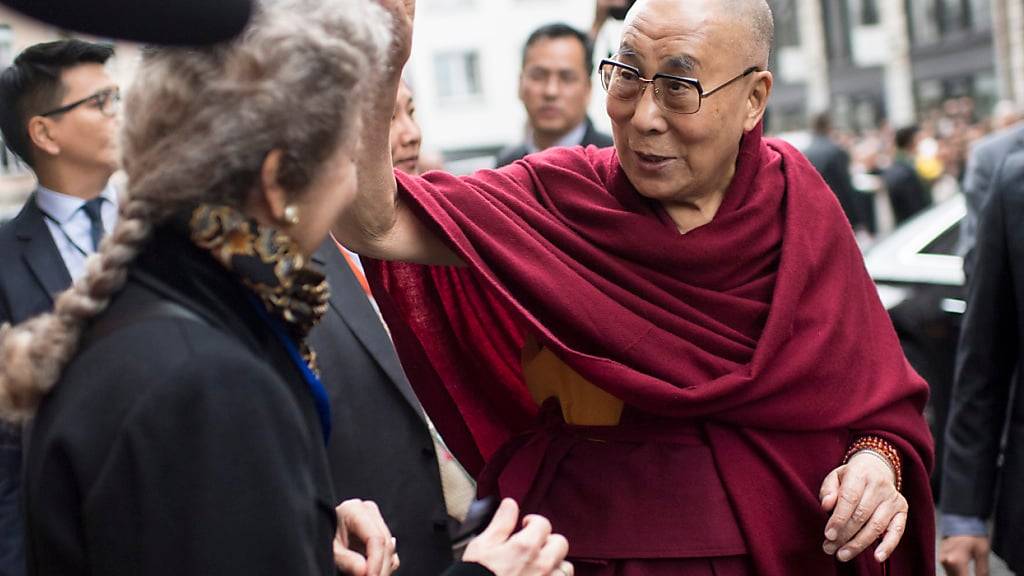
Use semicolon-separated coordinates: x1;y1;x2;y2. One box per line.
0;0;389;423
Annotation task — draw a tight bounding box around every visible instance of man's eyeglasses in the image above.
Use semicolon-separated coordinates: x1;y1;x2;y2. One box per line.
599;59;759;115
39;87;121;118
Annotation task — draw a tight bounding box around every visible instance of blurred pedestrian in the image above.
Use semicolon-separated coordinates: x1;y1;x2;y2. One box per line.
884;125;932;224
495;24;612;168
939;147;1024;576
804;113;864;231
341;0;936;574
0;2;569;575
0;39;121;576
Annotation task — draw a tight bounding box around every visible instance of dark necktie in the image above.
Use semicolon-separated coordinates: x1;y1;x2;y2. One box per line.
81;197;105;251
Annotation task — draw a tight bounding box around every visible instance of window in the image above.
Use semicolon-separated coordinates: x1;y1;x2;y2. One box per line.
434;50;483;101
969;0;991;30
848;0;881;26
770;0;801;48
939;0;971;34
906;0;941;45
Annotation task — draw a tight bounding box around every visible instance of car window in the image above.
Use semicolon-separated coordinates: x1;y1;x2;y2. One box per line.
920;220;961;255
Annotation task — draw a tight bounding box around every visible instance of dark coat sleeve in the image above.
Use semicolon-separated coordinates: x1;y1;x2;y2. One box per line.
960;141;998;277
63;348;335;576
940;154;1021;518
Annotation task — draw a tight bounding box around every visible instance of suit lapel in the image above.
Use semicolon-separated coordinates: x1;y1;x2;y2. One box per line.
313;243;427;420
15;196;72;304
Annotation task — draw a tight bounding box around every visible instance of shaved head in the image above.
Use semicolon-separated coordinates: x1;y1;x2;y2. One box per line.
626;0;774;68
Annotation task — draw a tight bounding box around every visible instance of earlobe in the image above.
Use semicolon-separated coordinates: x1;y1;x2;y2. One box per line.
258;149;289;223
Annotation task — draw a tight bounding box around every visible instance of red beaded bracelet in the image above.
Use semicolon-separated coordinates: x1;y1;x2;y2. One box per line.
843;435;903;492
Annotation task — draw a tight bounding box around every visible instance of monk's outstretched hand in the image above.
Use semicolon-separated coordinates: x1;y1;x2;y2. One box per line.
819;452;908;563
373;0;415;71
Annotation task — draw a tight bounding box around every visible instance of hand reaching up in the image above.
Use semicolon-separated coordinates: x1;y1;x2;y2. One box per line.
374;0;415;71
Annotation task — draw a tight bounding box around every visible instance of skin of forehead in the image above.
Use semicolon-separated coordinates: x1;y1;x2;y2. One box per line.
60;63;117;103
523;36;589;75
621;0;765;75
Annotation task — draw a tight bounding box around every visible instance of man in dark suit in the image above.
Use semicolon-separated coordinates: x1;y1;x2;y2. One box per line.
803;113;865;231
309;242;457;575
884;125;932;225
957;121;1024;279
939;147;1024;576
0;39;119;576
495;23;612;168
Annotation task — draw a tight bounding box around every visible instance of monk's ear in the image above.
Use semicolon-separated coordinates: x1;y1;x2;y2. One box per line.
743;71;773;132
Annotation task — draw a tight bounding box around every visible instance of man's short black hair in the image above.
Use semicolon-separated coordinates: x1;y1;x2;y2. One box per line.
0;39;114;167
521;23;594;78
894;125;919;151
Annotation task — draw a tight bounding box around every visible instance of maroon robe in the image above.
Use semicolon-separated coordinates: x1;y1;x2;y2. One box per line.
365;125;935;575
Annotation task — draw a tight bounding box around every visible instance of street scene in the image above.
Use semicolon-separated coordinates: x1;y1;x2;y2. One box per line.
0;0;1021;575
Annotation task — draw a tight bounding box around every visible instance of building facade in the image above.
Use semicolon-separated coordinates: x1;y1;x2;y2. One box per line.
398;0;1024;162
769;0;1024;132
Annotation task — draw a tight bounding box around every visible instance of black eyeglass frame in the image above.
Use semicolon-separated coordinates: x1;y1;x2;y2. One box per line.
38;87;121;118
599;59;760;115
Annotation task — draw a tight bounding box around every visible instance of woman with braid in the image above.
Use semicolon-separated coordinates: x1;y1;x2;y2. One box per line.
0;1;569;575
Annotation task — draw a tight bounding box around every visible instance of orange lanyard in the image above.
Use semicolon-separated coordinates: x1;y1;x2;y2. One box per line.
330;233;371;297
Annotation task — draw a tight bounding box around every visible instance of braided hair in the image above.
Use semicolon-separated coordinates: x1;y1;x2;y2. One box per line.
0;0;390;422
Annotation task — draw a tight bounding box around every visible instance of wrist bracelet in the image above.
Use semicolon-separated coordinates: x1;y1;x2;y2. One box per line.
843;435;903;492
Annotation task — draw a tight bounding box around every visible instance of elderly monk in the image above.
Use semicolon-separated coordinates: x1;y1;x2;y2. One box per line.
339;0;935;574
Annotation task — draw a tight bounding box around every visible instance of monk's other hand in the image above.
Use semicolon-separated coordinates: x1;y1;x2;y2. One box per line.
334;499;400;576
819;452;908;563
939;535;991;576
463;498;571;576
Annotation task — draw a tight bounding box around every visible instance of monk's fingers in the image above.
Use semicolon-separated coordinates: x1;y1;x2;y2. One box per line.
823;472;867;548
873;498;909;563
833;496;900;562
819;467;842;512
534;534;570;573
832;481;892;554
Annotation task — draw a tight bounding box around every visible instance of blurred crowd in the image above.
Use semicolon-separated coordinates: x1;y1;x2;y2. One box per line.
808;96;1022;243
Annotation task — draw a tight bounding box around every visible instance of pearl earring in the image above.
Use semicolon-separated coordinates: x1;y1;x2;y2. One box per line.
283;204;300;226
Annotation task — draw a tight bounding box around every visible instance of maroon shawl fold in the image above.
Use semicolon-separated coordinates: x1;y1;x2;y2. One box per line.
365;125;935;575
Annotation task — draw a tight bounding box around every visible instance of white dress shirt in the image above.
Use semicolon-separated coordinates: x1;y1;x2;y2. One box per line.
35;184;119;281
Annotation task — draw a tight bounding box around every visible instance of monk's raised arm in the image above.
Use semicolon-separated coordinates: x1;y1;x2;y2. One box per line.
334;0;462;266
